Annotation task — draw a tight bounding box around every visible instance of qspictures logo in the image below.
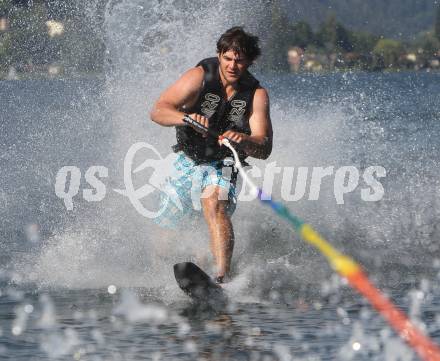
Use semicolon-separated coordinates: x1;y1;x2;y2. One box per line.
54;142;386;219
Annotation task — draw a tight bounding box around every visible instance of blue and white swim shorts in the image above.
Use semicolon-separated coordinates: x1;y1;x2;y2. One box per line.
154;152;238;228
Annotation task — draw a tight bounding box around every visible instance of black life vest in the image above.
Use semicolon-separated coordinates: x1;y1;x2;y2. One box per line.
173;57;260;163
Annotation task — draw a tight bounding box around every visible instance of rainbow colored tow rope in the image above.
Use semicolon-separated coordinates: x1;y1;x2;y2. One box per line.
183;115;440;360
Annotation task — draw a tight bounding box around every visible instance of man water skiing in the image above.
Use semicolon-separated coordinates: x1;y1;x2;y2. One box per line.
151;27;273;284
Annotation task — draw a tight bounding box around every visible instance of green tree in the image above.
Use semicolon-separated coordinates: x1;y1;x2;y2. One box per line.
7;3;50;69
372;38;403;69
61;18;105;73
435;3;440;41
417;33;440;65
350;31;379;54
0;1;10;14
263;0;291;71
0;31;12;70
0;0;12;70
335;23;353;52
423;36;439;57
0;0;12;15
316;14;337;50
290;21;314;49
316;15;353;52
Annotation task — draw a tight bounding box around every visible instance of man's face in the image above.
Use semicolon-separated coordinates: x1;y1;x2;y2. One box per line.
218;50;250;85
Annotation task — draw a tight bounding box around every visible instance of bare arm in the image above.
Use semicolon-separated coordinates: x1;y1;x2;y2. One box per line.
222;87;273;159
150;67;205;127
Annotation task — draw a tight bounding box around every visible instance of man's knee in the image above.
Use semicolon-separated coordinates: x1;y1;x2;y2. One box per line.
201;194;228;220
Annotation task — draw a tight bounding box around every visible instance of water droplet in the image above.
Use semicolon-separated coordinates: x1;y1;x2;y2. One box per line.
250;327;261;336
24;223;41;243
38;294;56;329
337;307;347;318
184;340;197;353
342;317;351;325
178;322;190;336
313;302;322;310
113;290;168;323
12;325;22;336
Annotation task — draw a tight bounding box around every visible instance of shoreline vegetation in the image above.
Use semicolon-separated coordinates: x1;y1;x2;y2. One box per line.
282;18;440;73
0;1;439;79
1;67;438;82
264;2;440;73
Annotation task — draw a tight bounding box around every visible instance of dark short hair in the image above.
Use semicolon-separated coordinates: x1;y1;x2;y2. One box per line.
216;27;261;63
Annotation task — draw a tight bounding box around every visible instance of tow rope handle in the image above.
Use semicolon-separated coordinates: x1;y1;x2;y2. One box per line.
183;114;221;138
181;115;440;361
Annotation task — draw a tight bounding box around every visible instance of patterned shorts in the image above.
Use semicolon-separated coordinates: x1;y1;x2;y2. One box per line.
154;152;238;228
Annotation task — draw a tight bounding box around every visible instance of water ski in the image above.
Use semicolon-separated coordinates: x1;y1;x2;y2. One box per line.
173;262;227;306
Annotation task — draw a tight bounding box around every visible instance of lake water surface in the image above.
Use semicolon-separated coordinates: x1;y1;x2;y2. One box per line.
1;71;440;360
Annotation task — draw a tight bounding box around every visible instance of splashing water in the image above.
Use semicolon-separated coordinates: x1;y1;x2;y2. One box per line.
2;1;440;360
4;0;440;298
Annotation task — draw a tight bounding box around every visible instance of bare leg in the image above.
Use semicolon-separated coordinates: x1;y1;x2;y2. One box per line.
201;185;235;279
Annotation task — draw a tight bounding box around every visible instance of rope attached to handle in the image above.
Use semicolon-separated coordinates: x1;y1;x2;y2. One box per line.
183;115;440;361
